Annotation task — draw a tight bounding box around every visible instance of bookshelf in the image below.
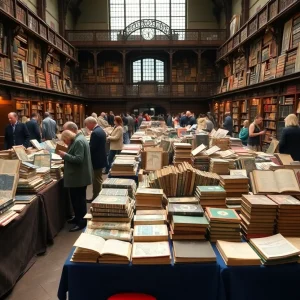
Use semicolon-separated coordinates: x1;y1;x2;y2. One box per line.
262;97;277;143
172;56;197;82
73;104;80;128
31;100;44;117
64;104;73;123
56;103;64;131
97;58;123;83
249;98;261;123
219;102;225;128
213;102;219;126
232;101;240;136
240;99;249;126
0;22;11;82
15;100;30;118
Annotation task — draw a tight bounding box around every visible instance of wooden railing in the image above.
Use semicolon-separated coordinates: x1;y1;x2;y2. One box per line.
216;0;299;62
0;0;76;60
66;29;226;47
79;82;218;98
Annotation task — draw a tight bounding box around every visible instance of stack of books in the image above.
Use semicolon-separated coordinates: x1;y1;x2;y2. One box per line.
195;186;226;208
17;176;45;193
135;188;163;210
85;227;132;242
72;233;132;263
142;136;156;147
14;194;36;204
209;158;230;175
110;157;138;176
216;240;261;266
173;143;192;165
131;241;171;264
206;207;241;242
240;195;277;240
36;167;53;185
191;144;210;171
267;195;300;237
102;178;137;199
133;224;169;242
50;165;64;180
230;138;243;147
173;241;216;263
249;234;300;265
226;197;242;212
19;162;38;180
91;194;134;224
134;209;167;225
219;175;249;197
121;144;142;156
0;209;19;226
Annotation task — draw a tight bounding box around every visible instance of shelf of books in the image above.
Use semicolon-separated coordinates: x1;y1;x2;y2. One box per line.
0;22;11;81
172;56;197;83
56;103;64;131
218;102;224;128
15;100;30;119
249;98;261;123
232;101;240;137
31;100;44;117
262;97;277;143
73;104;80;128
213;102;219;126
97;59;123;83
64;104;73;123
240;99;249;127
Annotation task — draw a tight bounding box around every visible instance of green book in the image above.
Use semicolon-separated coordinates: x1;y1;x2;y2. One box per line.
173;215;209;226
206;207;241;223
197;186;225;193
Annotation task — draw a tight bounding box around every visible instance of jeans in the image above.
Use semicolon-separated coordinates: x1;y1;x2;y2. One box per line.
69;186;87;227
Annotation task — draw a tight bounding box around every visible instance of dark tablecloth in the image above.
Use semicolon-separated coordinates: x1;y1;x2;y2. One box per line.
38;179;68;243
58;248;221;300
0;197;47;298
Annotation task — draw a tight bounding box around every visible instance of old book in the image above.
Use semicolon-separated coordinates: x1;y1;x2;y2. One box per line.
274;153;294;165
33;154;51;168
134;214;167;225
191;144;207;157
30;139;42;150
251;169;300;194
85;228;132;242
168;203;204;216
131;241;171;264
87;221;131;231
99;189;128;197
249;234;300;264
72;233;132;263
14;194;36;204
145;150;163;171
135;210;166;215
172;215;209;227
173;241;216;263
282;19;293;54
12;146;29;161
133;224;168;242
230;169;247;177
55;143;68;154
10;204;26;212
168;197;199;204
206;207;241;223
92;195;129;209
216;240;261;266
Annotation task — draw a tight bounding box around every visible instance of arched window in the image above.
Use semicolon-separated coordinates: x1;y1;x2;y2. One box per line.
132;58;165;83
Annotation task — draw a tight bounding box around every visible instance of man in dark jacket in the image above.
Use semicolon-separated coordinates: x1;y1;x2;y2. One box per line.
108;111;115;127
85;116;107;201
26;113;41;143
4;112;30;150
223;111;233;136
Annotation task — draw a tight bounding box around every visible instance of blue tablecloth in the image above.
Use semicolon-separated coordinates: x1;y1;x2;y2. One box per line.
58;247;221;300
58;244;300;300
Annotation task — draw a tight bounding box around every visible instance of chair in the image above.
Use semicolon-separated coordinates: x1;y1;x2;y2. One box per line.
108;293;156;300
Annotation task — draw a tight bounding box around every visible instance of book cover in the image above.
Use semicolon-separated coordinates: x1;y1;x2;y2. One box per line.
198;186;226;193
168;203;204;216
173;215;209;226
134;225;168;236
206;207;241;222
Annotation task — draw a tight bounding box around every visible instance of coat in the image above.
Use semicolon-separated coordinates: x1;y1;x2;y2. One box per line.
90;125;107;170
127;115;134;131
279;126;300;161
26;119;41;143
63;133;93;188
4;122;30;150
42;117;57;140
97;116;109;128
223;116;233;135
108;126;123;150
239;127;249;145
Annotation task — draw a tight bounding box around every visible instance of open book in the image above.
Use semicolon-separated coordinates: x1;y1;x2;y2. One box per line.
72;233;132;263
251;169;300;194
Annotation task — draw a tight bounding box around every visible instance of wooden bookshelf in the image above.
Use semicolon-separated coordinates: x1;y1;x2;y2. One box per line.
55;103;64;131
232;100;240;136
172;56;197;83
97;59;123;83
240;99;249;126
64;104;73;123
262;97;277;143
213;102;219;126
31;99;44;117
15;100;30;118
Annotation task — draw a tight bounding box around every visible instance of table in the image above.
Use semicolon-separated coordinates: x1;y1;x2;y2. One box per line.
0;196;47;298
58;248;221;300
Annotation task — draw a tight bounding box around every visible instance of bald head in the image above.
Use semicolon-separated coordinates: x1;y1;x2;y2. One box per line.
186;111;191;117
85;116;97;131
63;121;78;133
8;112;18;125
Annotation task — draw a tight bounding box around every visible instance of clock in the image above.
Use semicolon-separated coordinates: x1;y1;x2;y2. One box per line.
142;28;155;40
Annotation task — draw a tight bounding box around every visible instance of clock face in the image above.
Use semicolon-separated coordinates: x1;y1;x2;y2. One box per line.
142;28;155;40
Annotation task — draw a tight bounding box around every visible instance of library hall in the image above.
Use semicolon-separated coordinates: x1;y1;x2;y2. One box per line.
2;0;300;300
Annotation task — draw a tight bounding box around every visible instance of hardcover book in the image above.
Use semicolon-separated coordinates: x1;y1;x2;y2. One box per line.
206;207;241;223
168;203;204;216
133;224;168;242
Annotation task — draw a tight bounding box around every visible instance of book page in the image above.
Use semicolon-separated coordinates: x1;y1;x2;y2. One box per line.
73;233;105;255
0;160;20;174
253;170;278;193
132;241;170;258
191;144;207;157
275;169;300;193
102;239;132;259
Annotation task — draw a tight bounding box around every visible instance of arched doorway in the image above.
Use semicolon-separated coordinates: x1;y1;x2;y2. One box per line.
131;104;167;116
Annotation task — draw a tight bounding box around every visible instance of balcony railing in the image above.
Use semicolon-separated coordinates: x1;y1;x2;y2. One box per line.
79;82;218;98
66;29;226;48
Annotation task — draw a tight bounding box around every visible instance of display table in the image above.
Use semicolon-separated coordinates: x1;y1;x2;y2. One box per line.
0;196;47;298
58;248;221;300
38;179;69;243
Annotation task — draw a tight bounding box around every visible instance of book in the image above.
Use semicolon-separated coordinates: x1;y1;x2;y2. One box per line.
206;207;241;223
168;203;204;216
55;143;68;154
12;145;29;161
216;240;261;266
87;221;131;231
230;169;247;177
85;228;132;242
72;233;132;263
251;169;300;194
173;241;216;263
33;154;51;168
30;139;42;150
168;197;199;204
133;224;168;242
131;241;171;264
134;214;167;225
172;215;209;227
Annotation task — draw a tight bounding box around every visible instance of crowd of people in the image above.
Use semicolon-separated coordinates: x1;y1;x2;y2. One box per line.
3;108;300;232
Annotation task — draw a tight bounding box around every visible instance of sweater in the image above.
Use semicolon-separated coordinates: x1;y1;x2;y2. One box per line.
108;126;123;150
239;127;249;145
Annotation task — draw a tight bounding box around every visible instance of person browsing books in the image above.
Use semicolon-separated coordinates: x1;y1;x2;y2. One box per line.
4;112;30;150
26;113;42;143
279;114;300;161
247;115;266;151
42;112;57;140
58;122;93;232
85;117;107;202
239;120;249;146
104;116;124;174
223;111;233;136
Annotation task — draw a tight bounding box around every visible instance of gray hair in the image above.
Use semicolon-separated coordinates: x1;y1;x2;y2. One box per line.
91;112;97;118
44;112;50;117
8;112;17;118
85;116;97;125
64;121;78;132
61;130;76;142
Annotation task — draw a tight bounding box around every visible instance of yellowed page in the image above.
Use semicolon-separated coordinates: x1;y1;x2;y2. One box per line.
73;233;105;255
0;160;20;174
253;170;278;193
102;239;132;259
275;169;300;193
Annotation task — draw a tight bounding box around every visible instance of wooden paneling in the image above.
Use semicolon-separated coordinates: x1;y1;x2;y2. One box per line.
0;99;14;150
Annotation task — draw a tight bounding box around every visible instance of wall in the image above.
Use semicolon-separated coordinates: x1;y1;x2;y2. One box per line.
232;0;242;17
20;0;37;13
66;9;75;30
187;0;221;29
249;0;268;18
75;0;109;30
46;0;59;32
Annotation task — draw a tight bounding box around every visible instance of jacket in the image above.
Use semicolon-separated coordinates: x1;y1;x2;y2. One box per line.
90;125;107;170
4;122;30;150
223;116;233;135
108;126;123;150
26;119;41;143
127;115;134;131
97;116;109;128
239;127;249;145
63;133;93;188
108;114;115;126
42;117;57;140
279;126;300;161
197;118;206;130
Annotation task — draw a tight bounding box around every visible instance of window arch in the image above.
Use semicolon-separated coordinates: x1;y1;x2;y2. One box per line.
132;58;165;83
